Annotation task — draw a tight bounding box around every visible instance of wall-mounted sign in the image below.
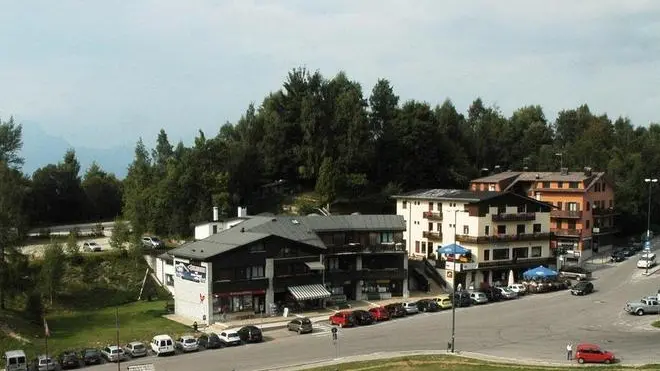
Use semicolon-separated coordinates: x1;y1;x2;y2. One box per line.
175;261;207;284
446;271;453;279
462;262;479;271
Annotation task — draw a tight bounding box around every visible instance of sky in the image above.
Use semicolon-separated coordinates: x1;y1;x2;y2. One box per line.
1;0;660;173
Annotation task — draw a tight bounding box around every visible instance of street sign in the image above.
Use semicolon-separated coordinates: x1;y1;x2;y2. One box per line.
645;240;652;250
331;326;338;340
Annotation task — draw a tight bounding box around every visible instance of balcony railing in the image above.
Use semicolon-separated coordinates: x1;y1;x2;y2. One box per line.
551;228;582;237
422;231;443;241
272;273;322;289
360;268;407;281
455;232;552;244
550;210;583;219
213;278;269;293
326;243;405;254
477;257;556;269
422;211;443;220
592;207;618;216
491;212;536;222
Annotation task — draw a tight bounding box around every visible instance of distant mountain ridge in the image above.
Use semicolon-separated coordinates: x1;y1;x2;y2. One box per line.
20;122;133;178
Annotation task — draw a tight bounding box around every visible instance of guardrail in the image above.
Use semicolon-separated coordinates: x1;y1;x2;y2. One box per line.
423;258;447;289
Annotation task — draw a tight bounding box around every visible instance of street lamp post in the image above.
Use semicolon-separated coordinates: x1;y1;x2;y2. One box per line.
450;209;466;353
645;178;658;243
555;153;563;170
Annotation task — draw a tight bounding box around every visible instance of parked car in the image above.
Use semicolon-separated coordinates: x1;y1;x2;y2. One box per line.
625;297;660;315
481;287;503;302
452;291;472;307
469;292;489;305
175;336;199;352
82;241;102;252
368;307;390;321
218;330;242;346
57;351;80;370
497;287;518;299
637;253;656;269
124;342;148;357
329;311;356;327
575;343;616;364
560;266;592;281
507;284;527;295
79;349;102;366
35;355;57;371
401;302;420;314
100;346;125;363
432;294;453;309
150;334;175;356
351;310;375;325
142;236;164;248
416;299;441;312
384;303;407;318
197;333;223;349
571;281;594;296
237;325;263;343
287;317;313;334
610;249;627;262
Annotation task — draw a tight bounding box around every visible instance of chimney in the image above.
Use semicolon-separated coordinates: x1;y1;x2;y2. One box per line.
494;165;501;174
237;206;248;218
583;167;592;176
212;207;219;222
560;167;569;175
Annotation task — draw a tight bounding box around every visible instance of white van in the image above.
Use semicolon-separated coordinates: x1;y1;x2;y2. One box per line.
3;350;27;371
637;253;656;269
151;334;175;356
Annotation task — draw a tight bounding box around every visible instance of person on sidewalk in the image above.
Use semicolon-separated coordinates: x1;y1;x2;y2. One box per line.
566;343;573;360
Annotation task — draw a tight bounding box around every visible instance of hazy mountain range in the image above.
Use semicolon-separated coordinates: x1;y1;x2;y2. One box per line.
20;122;133;179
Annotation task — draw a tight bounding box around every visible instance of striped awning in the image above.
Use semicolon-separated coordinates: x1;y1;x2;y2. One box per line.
287;284;332;301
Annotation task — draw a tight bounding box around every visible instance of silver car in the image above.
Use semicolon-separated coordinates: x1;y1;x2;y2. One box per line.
36;355;56;371
402;302;419;314
469;291;489;304
124;342;148;357
101;346;126;362
497;287;518;299
176;336;199;352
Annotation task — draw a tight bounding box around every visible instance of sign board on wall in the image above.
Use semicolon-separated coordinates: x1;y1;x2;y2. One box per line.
175;261;207;284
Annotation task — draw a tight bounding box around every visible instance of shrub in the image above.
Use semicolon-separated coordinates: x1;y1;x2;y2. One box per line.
25;291;44;324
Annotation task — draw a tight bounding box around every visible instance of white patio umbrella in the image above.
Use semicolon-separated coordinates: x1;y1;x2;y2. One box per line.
508;269;515;286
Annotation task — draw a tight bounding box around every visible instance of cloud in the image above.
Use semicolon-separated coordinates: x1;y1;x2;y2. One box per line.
1;0;660;153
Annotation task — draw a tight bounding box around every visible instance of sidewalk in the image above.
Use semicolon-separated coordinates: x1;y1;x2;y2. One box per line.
164;293;439;333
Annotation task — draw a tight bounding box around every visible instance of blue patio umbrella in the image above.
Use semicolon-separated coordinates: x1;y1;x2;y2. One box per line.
437;243;470;255
522;266;558;280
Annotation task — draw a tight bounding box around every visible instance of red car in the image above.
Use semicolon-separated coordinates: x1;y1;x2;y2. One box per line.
575;343;616;364
368;307;390;321
329;311;355;328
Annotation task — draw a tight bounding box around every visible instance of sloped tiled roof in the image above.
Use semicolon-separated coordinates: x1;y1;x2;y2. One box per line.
391;189;502;201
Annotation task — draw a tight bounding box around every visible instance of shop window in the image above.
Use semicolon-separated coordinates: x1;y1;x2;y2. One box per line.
531;246;542;257
512;247;528;259
402;201;407;209
492;248;510;260
165;274;174;286
483;250;490;261
533;223;541;233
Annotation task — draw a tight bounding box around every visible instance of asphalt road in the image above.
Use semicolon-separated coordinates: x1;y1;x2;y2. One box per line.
91;242;660;371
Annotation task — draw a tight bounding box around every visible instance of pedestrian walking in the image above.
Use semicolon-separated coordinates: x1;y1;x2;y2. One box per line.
566;343;573;360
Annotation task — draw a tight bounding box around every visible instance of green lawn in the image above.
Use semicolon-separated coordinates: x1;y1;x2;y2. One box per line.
0;300;189;362
306;355;660;371
652;320;660;328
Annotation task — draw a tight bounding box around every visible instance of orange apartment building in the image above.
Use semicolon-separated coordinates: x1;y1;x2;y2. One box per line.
470;167;618;264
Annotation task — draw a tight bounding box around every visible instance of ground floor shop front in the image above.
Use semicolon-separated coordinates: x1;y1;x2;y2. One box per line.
444;258;557;290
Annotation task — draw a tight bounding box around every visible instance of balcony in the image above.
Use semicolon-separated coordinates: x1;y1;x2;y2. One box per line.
422;211;443;221
422;231;443;241
213;278;269;293
272;273;322;289
455;232;552;244
550;210;583;219
477;257;556;269
551;228;582;237
492;212;536;222
326;243;405;254
326;269;361;283
360;268;407;281
592;207;619;216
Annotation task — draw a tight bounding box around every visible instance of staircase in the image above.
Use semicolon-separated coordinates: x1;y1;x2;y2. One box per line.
409;260;448;294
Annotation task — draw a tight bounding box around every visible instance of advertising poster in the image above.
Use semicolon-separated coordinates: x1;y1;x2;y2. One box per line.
175;261;207;284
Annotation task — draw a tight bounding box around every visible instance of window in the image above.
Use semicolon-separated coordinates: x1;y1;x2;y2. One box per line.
568;202;578;211
568;221;576;230
483;250;490;261
165;259;173;266
415;241;420;253
533;223;541;233
595;183;601;192
531;246;542;257
428;223;433;231
497;225;506;234
437;223;442;232
516;224;525;234
463;225;469;234
602;183;606;192
569;182;578;189
542;182;550;188
248;266;264;279
484;225;490;236
513;247;529;259
586;220;590;229
429;202;434;211
492;248;510;260
249;244;266;253
402;201;407;209
557;182;564;188
380;232;393;243
609;199;613;208
328;258;339;270
557;201;563;210
421;242;426;254
165;274;174;286
428;242;433;252
488;184;496;191
212;225;218;234
497;205;506;214
517;205;525;213
586;202;590;211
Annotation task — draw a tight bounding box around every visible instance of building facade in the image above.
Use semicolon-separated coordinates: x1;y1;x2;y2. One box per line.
168;214;408;325
470;168;617;263
393;190;555;289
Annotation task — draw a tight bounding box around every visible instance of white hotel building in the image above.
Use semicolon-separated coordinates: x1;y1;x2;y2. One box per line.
392;189;556;289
